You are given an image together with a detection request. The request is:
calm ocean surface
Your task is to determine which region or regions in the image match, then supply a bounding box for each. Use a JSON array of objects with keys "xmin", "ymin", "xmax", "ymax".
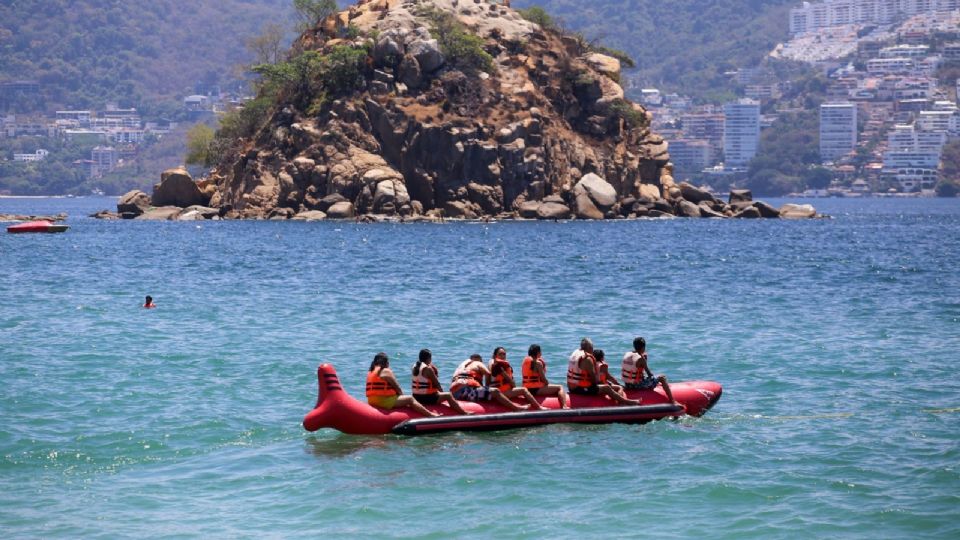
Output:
[{"xmin": 1, "ymin": 196, "xmax": 958, "ymax": 538}]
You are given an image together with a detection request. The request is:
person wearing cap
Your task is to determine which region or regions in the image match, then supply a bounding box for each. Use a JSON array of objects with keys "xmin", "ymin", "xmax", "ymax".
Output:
[
  {"xmin": 567, "ymin": 338, "xmax": 640, "ymax": 406},
  {"xmin": 621, "ymin": 337, "xmax": 679, "ymax": 405}
]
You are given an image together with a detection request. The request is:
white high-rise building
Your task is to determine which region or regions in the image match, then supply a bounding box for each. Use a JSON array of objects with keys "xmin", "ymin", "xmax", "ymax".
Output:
[
  {"xmin": 723, "ymin": 99, "xmax": 761, "ymax": 167},
  {"xmin": 820, "ymin": 102, "xmax": 858, "ymax": 162},
  {"xmin": 789, "ymin": 0, "xmax": 960, "ymax": 36},
  {"xmin": 883, "ymin": 124, "xmax": 946, "ymax": 192}
]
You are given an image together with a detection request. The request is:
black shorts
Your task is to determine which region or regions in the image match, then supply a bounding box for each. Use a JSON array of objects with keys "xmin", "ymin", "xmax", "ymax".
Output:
[
  {"xmin": 570, "ymin": 385, "xmax": 599, "ymax": 395},
  {"xmin": 413, "ymin": 394, "xmax": 439, "ymax": 405},
  {"xmin": 527, "ymin": 386, "xmax": 543, "ymax": 395}
]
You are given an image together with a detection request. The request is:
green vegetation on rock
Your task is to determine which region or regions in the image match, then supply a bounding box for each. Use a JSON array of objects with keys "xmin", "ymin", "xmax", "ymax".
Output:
[
  {"xmin": 517, "ymin": 6, "xmax": 556, "ymax": 30},
  {"xmin": 418, "ymin": 6, "xmax": 496, "ymax": 75}
]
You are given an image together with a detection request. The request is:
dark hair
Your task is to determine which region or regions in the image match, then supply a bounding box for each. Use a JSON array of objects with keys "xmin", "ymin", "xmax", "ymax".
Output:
[
  {"xmin": 369, "ymin": 352, "xmax": 389, "ymax": 372},
  {"xmin": 633, "ymin": 337, "xmax": 646, "ymax": 352},
  {"xmin": 595, "ymin": 349, "xmax": 605, "ymax": 361},
  {"xmin": 528, "ymin": 344, "xmax": 541, "ymax": 357},
  {"xmin": 413, "ymin": 348, "xmax": 432, "ymax": 375},
  {"xmin": 470, "ymin": 353, "xmax": 482, "ymax": 361},
  {"xmin": 145, "ymin": 295, "xmax": 152, "ymax": 302},
  {"xmin": 492, "ymin": 347, "xmax": 506, "ymax": 359}
]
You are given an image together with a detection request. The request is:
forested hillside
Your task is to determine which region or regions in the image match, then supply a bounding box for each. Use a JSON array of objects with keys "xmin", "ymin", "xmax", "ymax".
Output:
[
  {"xmin": 513, "ymin": 0, "xmax": 796, "ymax": 101},
  {"xmin": 0, "ymin": 0, "xmax": 293, "ymax": 110}
]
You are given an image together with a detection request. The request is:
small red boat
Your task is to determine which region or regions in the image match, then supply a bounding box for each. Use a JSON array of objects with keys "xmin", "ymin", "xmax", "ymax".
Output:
[
  {"xmin": 6, "ymin": 220, "xmax": 69, "ymax": 233},
  {"xmin": 303, "ymin": 364, "xmax": 722, "ymax": 436}
]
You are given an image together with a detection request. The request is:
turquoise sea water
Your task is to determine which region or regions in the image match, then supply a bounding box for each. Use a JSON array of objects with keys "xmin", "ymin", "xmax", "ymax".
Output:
[{"xmin": 1, "ymin": 197, "xmax": 958, "ymax": 538}]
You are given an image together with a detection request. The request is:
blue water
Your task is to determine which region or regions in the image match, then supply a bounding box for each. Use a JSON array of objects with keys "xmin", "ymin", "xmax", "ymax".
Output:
[{"xmin": 1, "ymin": 196, "xmax": 958, "ymax": 538}]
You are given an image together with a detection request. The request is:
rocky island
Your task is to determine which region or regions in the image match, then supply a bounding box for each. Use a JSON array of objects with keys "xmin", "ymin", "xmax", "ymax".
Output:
[{"xmin": 97, "ymin": 0, "xmax": 817, "ymax": 221}]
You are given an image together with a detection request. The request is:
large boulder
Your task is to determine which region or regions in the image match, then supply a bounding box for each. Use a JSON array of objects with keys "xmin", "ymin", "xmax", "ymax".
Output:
[
  {"xmin": 678, "ymin": 182, "xmax": 715, "ymax": 205},
  {"xmin": 181, "ymin": 205, "xmax": 220, "ymax": 219},
  {"xmin": 753, "ymin": 200, "xmax": 781, "ymax": 218},
  {"xmin": 326, "ymin": 201, "xmax": 355, "ymax": 219},
  {"xmin": 317, "ymin": 193, "xmax": 348, "ymax": 212},
  {"xmin": 780, "ymin": 203, "xmax": 817, "ymax": 219},
  {"xmin": 443, "ymin": 200, "xmax": 478, "ymax": 219},
  {"xmin": 137, "ymin": 206, "xmax": 183, "ymax": 221},
  {"xmin": 729, "ymin": 189, "xmax": 753, "ymax": 204},
  {"xmin": 676, "ymin": 199, "xmax": 702, "ymax": 218},
  {"xmin": 698, "ymin": 202, "xmax": 726, "ymax": 218},
  {"xmin": 398, "ymin": 54, "xmax": 423, "ymax": 89},
  {"xmin": 638, "ymin": 183, "xmax": 661, "ymax": 201},
  {"xmin": 734, "ymin": 206, "xmax": 762, "ymax": 219},
  {"xmin": 117, "ymin": 190, "xmax": 151, "ymax": 216},
  {"xmin": 518, "ymin": 201, "xmax": 540, "ymax": 219},
  {"xmin": 407, "ymin": 39, "xmax": 444, "ymax": 73},
  {"xmin": 652, "ymin": 198, "xmax": 675, "ymax": 214},
  {"xmin": 373, "ymin": 36, "xmax": 403, "ymax": 68},
  {"xmin": 152, "ymin": 168, "xmax": 205, "ymax": 208},
  {"xmin": 574, "ymin": 173, "xmax": 618, "ymax": 210},
  {"xmin": 293, "ymin": 210, "xmax": 327, "ymax": 221},
  {"xmin": 585, "ymin": 53, "xmax": 621, "ymax": 79},
  {"xmin": 537, "ymin": 202, "xmax": 572, "ymax": 220},
  {"xmin": 574, "ymin": 192, "xmax": 604, "ymax": 220}
]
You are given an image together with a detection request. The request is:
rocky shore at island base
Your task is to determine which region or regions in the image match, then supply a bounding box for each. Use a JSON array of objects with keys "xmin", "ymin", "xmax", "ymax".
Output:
[{"xmin": 94, "ymin": 166, "xmax": 819, "ymax": 222}]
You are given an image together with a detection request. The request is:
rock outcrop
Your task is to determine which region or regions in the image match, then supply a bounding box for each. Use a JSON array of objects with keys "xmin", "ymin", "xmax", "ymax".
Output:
[
  {"xmin": 197, "ymin": 0, "xmax": 682, "ymax": 220},
  {"xmin": 96, "ymin": 0, "xmax": 816, "ymax": 222},
  {"xmin": 152, "ymin": 167, "xmax": 208, "ymax": 208}
]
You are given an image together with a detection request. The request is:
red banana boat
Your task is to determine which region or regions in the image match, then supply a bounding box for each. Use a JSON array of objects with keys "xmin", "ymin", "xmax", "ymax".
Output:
[
  {"xmin": 303, "ymin": 364, "xmax": 722, "ymax": 436},
  {"xmin": 6, "ymin": 220, "xmax": 69, "ymax": 233}
]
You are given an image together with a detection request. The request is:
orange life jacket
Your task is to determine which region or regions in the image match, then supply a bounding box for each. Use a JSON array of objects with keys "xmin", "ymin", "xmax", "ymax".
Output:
[
  {"xmin": 366, "ymin": 368, "xmax": 397, "ymax": 398},
  {"xmin": 489, "ymin": 358, "xmax": 514, "ymax": 392},
  {"xmin": 412, "ymin": 362, "xmax": 440, "ymax": 395},
  {"xmin": 521, "ymin": 356, "xmax": 547, "ymax": 389},
  {"xmin": 621, "ymin": 352, "xmax": 644, "ymax": 384},
  {"xmin": 450, "ymin": 359, "xmax": 484, "ymax": 391},
  {"xmin": 567, "ymin": 350, "xmax": 595, "ymax": 389}
]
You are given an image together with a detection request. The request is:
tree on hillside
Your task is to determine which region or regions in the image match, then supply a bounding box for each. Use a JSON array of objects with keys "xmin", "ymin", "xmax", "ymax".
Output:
[
  {"xmin": 938, "ymin": 140, "xmax": 960, "ymax": 197},
  {"xmin": 185, "ymin": 124, "xmax": 215, "ymax": 167},
  {"xmin": 247, "ymin": 23, "xmax": 287, "ymax": 66},
  {"xmin": 803, "ymin": 166, "xmax": 833, "ymax": 190},
  {"xmin": 745, "ymin": 108, "xmax": 820, "ymax": 195},
  {"xmin": 293, "ymin": 0, "xmax": 338, "ymax": 31}
]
